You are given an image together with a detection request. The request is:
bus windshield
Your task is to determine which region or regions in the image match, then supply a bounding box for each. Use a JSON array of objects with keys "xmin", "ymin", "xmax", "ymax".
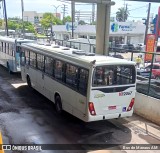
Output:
[{"xmin": 93, "ymin": 65, "xmax": 136, "ymax": 87}]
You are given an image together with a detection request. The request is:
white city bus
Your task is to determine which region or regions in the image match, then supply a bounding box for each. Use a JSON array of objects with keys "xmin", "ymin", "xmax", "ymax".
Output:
[
  {"xmin": 0, "ymin": 36, "xmax": 33, "ymax": 73},
  {"xmin": 20, "ymin": 43, "xmax": 136, "ymax": 122}
]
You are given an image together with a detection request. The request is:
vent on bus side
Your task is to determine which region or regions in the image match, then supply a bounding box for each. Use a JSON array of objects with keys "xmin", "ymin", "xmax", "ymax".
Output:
[{"xmin": 72, "ymin": 50, "xmax": 86, "ymax": 55}]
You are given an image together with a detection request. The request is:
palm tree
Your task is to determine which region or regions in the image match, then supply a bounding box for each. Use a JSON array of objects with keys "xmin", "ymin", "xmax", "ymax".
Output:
[{"xmin": 116, "ymin": 7, "xmax": 130, "ymax": 22}]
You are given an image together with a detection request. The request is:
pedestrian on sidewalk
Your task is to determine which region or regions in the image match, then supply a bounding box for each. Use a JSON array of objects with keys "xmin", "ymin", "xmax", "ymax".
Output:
[{"xmin": 136, "ymin": 56, "xmax": 142, "ymax": 68}]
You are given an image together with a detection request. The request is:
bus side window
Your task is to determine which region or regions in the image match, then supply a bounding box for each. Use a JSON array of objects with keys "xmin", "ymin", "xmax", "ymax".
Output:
[
  {"xmin": 78, "ymin": 69, "xmax": 88, "ymax": 95},
  {"xmin": 55, "ymin": 60, "xmax": 64, "ymax": 81},
  {"xmin": 4, "ymin": 43, "xmax": 6, "ymax": 53},
  {"xmin": 1, "ymin": 42, "xmax": 3, "ymax": 52},
  {"xmin": 8, "ymin": 43, "xmax": 11, "ymax": 56},
  {"xmin": 45, "ymin": 57, "xmax": 54, "ymax": 76},
  {"xmin": 5, "ymin": 43, "xmax": 8, "ymax": 54},
  {"xmin": 25, "ymin": 50, "xmax": 30, "ymax": 65},
  {"xmin": 66, "ymin": 64, "xmax": 78, "ymax": 87},
  {"xmin": 37, "ymin": 54, "xmax": 44, "ymax": 71},
  {"xmin": 30, "ymin": 51, "xmax": 36, "ymax": 68}
]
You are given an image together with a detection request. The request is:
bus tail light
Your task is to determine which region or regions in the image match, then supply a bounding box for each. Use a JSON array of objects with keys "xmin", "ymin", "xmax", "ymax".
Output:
[
  {"xmin": 127, "ymin": 98, "xmax": 135, "ymax": 111},
  {"xmin": 89, "ymin": 102, "xmax": 96, "ymax": 116}
]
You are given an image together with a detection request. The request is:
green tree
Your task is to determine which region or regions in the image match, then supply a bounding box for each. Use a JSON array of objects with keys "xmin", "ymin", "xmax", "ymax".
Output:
[
  {"xmin": 78, "ymin": 20, "xmax": 86, "ymax": 25},
  {"xmin": 116, "ymin": 7, "xmax": 130, "ymax": 22},
  {"xmin": 8, "ymin": 20, "xmax": 18, "ymax": 30},
  {"xmin": 40, "ymin": 13, "xmax": 56, "ymax": 30},
  {"xmin": 55, "ymin": 17, "xmax": 63, "ymax": 25},
  {"xmin": 8, "ymin": 19, "xmax": 35, "ymax": 33},
  {"xmin": 0, "ymin": 19, "xmax": 3, "ymax": 27},
  {"xmin": 62, "ymin": 16, "xmax": 72, "ymax": 24},
  {"xmin": 24, "ymin": 21, "xmax": 35, "ymax": 33},
  {"xmin": 8, "ymin": 17, "xmax": 21, "ymax": 22}
]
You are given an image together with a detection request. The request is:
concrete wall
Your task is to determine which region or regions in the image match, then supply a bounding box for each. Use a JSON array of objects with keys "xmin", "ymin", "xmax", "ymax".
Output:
[{"xmin": 134, "ymin": 92, "xmax": 160, "ymax": 126}]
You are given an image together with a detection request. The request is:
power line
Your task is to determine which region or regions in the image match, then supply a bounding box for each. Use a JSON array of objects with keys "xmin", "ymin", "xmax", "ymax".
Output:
[
  {"xmin": 111, "ymin": 5, "xmax": 147, "ymax": 15},
  {"xmin": 128, "ymin": 16, "xmax": 146, "ymax": 18},
  {"xmin": 128, "ymin": 5, "xmax": 148, "ymax": 11}
]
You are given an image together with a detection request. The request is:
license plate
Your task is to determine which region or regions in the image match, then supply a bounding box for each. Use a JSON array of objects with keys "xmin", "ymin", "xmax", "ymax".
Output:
[{"xmin": 108, "ymin": 106, "xmax": 116, "ymax": 110}]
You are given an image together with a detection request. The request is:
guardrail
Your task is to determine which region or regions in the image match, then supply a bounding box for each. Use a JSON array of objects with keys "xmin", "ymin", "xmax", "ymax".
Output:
[
  {"xmin": 54, "ymin": 39, "xmax": 96, "ymax": 53},
  {"xmin": 24, "ymin": 36, "xmax": 160, "ymax": 99},
  {"xmin": 110, "ymin": 49, "xmax": 160, "ymax": 99},
  {"xmin": 53, "ymin": 39, "xmax": 160, "ymax": 99}
]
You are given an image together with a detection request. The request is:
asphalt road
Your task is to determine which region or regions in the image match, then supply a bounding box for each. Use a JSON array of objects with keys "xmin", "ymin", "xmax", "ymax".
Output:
[{"xmin": 0, "ymin": 65, "xmax": 160, "ymax": 153}]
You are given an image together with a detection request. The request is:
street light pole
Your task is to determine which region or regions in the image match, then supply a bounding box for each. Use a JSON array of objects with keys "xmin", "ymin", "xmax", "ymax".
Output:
[
  {"xmin": 71, "ymin": 1, "xmax": 75, "ymax": 38},
  {"xmin": 21, "ymin": 0, "xmax": 25, "ymax": 38},
  {"xmin": 52, "ymin": 5, "xmax": 61, "ymax": 17},
  {"xmin": 144, "ymin": 3, "xmax": 151, "ymax": 45},
  {"xmin": 2, "ymin": 0, "xmax": 9, "ymax": 36}
]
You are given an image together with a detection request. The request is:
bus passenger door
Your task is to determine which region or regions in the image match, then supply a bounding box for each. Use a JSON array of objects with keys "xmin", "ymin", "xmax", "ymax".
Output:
[{"xmin": 74, "ymin": 68, "xmax": 89, "ymax": 119}]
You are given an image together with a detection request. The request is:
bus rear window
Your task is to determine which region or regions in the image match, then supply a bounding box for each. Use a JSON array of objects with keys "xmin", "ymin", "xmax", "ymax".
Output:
[{"xmin": 93, "ymin": 65, "xmax": 136, "ymax": 87}]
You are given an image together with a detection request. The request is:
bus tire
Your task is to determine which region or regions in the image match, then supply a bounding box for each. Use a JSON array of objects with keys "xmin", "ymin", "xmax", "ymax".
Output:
[
  {"xmin": 7, "ymin": 62, "xmax": 12, "ymax": 74},
  {"xmin": 27, "ymin": 75, "xmax": 32, "ymax": 88},
  {"xmin": 55, "ymin": 95, "xmax": 62, "ymax": 114}
]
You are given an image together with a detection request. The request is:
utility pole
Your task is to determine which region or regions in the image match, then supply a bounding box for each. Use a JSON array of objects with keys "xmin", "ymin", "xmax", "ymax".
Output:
[
  {"xmin": 144, "ymin": 3, "xmax": 151, "ymax": 45},
  {"xmin": 61, "ymin": 4, "xmax": 68, "ymax": 24},
  {"xmin": 3, "ymin": 0, "xmax": 8, "ymax": 36},
  {"xmin": 52, "ymin": 5, "xmax": 61, "ymax": 18},
  {"xmin": 123, "ymin": 0, "xmax": 125, "ymax": 22},
  {"xmin": 21, "ymin": 0, "xmax": 25, "ymax": 38},
  {"xmin": 71, "ymin": 1, "xmax": 75, "ymax": 38},
  {"xmin": 92, "ymin": 3, "xmax": 95, "ymax": 25}
]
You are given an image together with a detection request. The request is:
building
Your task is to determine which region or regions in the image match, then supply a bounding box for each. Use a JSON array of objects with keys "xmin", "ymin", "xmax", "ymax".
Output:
[
  {"xmin": 23, "ymin": 11, "xmax": 61, "ymax": 24},
  {"xmin": 52, "ymin": 22, "xmax": 146, "ymax": 45}
]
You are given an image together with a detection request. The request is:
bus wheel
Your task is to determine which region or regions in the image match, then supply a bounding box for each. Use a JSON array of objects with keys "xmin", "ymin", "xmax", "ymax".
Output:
[
  {"xmin": 55, "ymin": 95, "xmax": 62, "ymax": 114},
  {"xmin": 7, "ymin": 62, "xmax": 12, "ymax": 74},
  {"xmin": 27, "ymin": 75, "xmax": 32, "ymax": 88}
]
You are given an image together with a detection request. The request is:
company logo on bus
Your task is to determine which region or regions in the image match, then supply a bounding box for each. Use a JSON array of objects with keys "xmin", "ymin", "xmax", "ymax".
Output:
[{"xmin": 119, "ymin": 91, "xmax": 132, "ymax": 96}]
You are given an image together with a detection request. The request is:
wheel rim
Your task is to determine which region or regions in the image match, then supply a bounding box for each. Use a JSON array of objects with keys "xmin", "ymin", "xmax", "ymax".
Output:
[
  {"xmin": 56, "ymin": 97, "xmax": 62, "ymax": 113},
  {"xmin": 56, "ymin": 102, "xmax": 61, "ymax": 112}
]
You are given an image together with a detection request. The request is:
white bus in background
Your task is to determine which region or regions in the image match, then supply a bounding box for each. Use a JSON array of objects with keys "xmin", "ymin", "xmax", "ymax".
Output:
[
  {"xmin": 0, "ymin": 36, "xmax": 33, "ymax": 73},
  {"xmin": 20, "ymin": 43, "xmax": 136, "ymax": 122},
  {"xmin": 65, "ymin": 38, "xmax": 96, "ymax": 53}
]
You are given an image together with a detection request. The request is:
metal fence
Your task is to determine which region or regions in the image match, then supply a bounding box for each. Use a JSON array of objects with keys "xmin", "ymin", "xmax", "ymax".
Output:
[
  {"xmin": 110, "ymin": 49, "xmax": 160, "ymax": 99},
  {"xmin": 24, "ymin": 36, "xmax": 160, "ymax": 99},
  {"xmin": 54, "ymin": 39, "xmax": 96, "ymax": 53},
  {"xmin": 53, "ymin": 39, "xmax": 160, "ymax": 99}
]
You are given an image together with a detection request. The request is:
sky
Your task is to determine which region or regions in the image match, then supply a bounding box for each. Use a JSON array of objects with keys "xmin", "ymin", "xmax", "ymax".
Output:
[{"xmin": 0, "ymin": 0, "xmax": 159, "ymax": 21}]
